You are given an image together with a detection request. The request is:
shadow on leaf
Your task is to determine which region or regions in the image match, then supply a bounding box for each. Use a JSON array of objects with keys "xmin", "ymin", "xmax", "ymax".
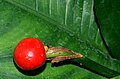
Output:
[
  {"xmin": 13, "ymin": 59, "xmax": 46, "ymax": 76},
  {"xmin": 50, "ymin": 59, "xmax": 111, "ymax": 78}
]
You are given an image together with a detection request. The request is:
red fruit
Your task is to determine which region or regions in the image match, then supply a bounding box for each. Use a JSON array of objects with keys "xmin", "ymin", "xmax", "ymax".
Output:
[{"xmin": 14, "ymin": 38, "xmax": 46, "ymax": 70}]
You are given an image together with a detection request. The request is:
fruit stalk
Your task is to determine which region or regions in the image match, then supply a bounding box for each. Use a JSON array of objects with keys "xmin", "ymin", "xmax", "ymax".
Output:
[{"xmin": 44, "ymin": 45, "xmax": 83, "ymax": 63}]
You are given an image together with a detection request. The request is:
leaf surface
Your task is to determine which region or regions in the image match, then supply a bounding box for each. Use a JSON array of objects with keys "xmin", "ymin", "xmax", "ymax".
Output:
[{"xmin": 95, "ymin": 0, "xmax": 120, "ymax": 60}]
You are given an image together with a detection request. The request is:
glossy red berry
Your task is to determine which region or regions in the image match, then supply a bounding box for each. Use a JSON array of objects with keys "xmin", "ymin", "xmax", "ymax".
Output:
[{"xmin": 14, "ymin": 38, "xmax": 46, "ymax": 70}]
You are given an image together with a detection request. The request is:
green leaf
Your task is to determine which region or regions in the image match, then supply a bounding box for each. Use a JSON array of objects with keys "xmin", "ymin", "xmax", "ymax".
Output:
[
  {"xmin": 95, "ymin": 0, "xmax": 120, "ymax": 60},
  {"xmin": 0, "ymin": 0, "xmax": 120, "ymax": 79},
  {"xmin": 112, "ymin": 76, "xmax": 120, "ymax": 79}
]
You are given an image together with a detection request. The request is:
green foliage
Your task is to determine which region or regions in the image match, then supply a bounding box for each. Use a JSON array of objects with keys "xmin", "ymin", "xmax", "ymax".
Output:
[
  {"xmin": 0, "ymin": 0, "xmax": 120, "ymax": 79},
  {"xmin": 95, "ymin": 0, "xmax": 120, "ymax": 60}
]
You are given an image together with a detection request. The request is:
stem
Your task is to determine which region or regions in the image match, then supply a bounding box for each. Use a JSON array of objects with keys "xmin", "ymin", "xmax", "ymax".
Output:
[{"xmin": 44, "ymin": 45, "xmax": 83, "ymax": 63}]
